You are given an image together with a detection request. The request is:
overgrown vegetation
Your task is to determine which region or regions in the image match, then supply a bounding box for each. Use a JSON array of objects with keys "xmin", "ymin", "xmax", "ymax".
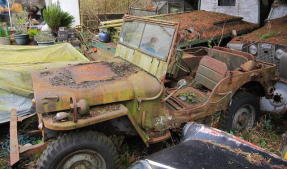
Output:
[
  {"xmin": 228, "ymin": 114, "xmax": 286, "ymax": 154},
  {"xmin": 260, "ymin": 31, "xmax": 277, "ymax": 40},
  {"xmin": 0, "ymin": 24, "xmax": 8, "ymax": 37},
  {"xmin": 34, "ymin": 32, "xmax": 56, "ymax": 42},
  {"xmin": 43, "ymin": 3, "xmax": 74, "ymax": 32},
  {"xmin": 11, "ymin": 11, "xmax": 29, "ymax": 34},
  {"xmin": 27, "ymin": 29, "xmax": 39, "ymax": 37},
  {"xmin": 80, "ymin": 0, "xmax": 134, "ymax": 27}
]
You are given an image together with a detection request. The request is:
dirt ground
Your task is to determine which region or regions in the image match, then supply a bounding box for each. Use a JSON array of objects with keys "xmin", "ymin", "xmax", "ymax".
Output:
[{"xmin": 0, "ymin": 112, "xmax": 286, "ymax": 169}]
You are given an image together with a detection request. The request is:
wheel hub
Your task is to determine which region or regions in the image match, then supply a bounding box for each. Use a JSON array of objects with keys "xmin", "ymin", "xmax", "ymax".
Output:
[
  {"xmin": 58, "ymin": 150, "xmax": 107, "ymax": 169},
  {"xmin": 232, "ymin": 105, "xmax": 255, "ymax": 130}
]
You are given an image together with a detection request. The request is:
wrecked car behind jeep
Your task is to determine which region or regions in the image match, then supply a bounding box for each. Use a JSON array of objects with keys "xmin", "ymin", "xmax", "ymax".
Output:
[{"xmin": 228, "ymin": 14, "xmax": 287, "ymax": 115}]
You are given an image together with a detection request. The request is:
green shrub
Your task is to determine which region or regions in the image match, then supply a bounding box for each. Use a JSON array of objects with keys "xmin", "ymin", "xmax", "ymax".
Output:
[
  {"xmin": 11, "ymin": 11, "xmax": 29, "ymax": 34},
  {"xmin": 0, "ymin": 24, "xmax": 9, "ymax": 37},
  {"xmin": 27, "ymin": 29, "xmax": 39, "ymax": 37},
  {"xmin": 43, "ymin": 4, "xmax": 74, "ymax": 32},
  {"xmin": 34, "ymin": 32, "xmax": 56, "ymax": 42}
]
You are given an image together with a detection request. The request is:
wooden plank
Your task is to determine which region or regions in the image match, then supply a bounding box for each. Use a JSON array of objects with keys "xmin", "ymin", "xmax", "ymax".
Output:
[{"xmin": 10, "ymin": 109, "xmax": 19, "ymax": 166}]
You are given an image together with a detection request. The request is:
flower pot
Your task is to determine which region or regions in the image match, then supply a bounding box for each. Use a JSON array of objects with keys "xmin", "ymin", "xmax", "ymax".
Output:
[
  {"xmin": 0, "ymin": 37, "xmax": 10, "ymax": 45},
  {"xmin": 14, "ymin": 34, "xmax": 30, "ymax": 45},
  {"xmin": 37, "ymin": 41, "xmax": 55, "ymax": 46},
  {"xmin": 99, "ymin": 32, "xmax": 110, "ymax": 43}
]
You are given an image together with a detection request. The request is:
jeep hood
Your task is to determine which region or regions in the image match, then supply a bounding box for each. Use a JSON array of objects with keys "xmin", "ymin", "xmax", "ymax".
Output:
[{"xmin": 32, "ymin": 61, "xmax": 161, "ymax": 113}]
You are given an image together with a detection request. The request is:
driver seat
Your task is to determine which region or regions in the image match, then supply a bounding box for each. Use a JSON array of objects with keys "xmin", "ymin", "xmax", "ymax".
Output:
[{"xmin": 193, "ymin": 56, "xmax": 228, "ymax": 90}]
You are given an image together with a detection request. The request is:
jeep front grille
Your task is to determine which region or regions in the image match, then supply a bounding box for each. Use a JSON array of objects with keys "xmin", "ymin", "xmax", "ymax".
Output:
[{"xmin": 257, "ymin": 43, "xmax": 280, "ymax": 71}]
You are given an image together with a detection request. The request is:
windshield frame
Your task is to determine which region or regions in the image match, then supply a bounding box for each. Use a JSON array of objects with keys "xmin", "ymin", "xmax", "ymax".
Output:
[{"xmin": 119, "ymin": 15, "xmax": 179, "ymax": 62}]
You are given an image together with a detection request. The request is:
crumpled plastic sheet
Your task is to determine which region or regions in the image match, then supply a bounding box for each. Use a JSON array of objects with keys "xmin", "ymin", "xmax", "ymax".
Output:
[{"xmin": 0, "ymin": 43, "xmax": 89, "ymax": 124}]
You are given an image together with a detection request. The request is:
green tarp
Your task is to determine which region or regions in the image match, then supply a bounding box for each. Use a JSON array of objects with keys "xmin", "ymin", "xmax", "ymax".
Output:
[{"xmin": 0, "ymin": 43, "xmax": 89, "ymax": 123}]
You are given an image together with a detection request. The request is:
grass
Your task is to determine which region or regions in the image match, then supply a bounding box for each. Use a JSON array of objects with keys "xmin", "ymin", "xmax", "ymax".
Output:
[
  {"xmin": 79, "ymin": 0, "xmax": 134, "ymax": 27},
  {"xmin": 260, "ymin": 31, "xmax": 277, "ymax": 40},
  {"xmin": 80, "ymin": 0, "xmax": 133, "ymax": 16},
  {"xmin": 231, "ymin": 114, "xmax": 286, "ymax": 154}
]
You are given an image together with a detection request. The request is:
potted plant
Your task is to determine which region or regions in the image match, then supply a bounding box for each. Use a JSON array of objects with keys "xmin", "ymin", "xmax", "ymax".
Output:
[
  {"xmin": 43, "ymin": 3, "xmax": 74, "ymax": 34},
  {"xmin": 34, "ymin": 32, "xmax": 56, "ymax": 46},
  {"xmin": 12, "ymin": 11, "xmax": 30, "ymax": 45},
  {"xmin": 0, "ymin": 23, "xmax": 10, "ymax": 45}
]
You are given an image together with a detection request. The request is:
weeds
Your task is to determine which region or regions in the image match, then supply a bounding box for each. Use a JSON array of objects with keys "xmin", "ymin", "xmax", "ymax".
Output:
[
  {"xmin": 234, "ymin": 115, "xmax": 283, "ymax": 154},
  {"xmin": 260, "ymin": 31, "xmax": 277, "ymax": 40}
]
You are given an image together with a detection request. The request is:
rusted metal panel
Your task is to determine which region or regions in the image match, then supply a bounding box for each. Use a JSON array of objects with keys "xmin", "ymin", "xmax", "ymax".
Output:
[
  {"xmin": 43, "ymin": 104, "xmax": 128, "ymax": 130},
  {"xmin": 116, "ymin": 44, "xmax": 169, "ymax": 79},
  {"xmin": 231, "ymin": 16, "xmax": 287, "ymax": 46},
  {"xmin": 32, "ymin": 61, "xmax": 161, "ymax": 114},
  {"xmin": 70, "ymin": 63, "xmax": 117, "ymax": 83},
  {"xmin": 155, "ymin": 11, "xmax": 258, "ymax": 44},
  {"xmin": 136, "ymin": 51, "xmax": 153, "ymax": 72},
  {"xmin": 156, "ymin": 61, "xmax": 168, "ymax": 79},
  {"xmin": 149, "ymin": 58, "xmax": 160, "ymax": 75},
  {"xmin": 19, "ymin": 143, "xmax": 47, "ymax": 158},
  {"xmin": 10, "ymin": 109, "xmax": 19, "ymax": 166}
]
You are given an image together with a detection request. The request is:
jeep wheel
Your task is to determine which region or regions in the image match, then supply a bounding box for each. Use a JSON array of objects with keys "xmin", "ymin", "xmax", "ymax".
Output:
[
  {"xmin": 221, "ymin": 92, "xmax": 259, "ymax": 131},
  {"xmin": 37, "ymin": 131, "xmax": 119, "ymax": 169}
]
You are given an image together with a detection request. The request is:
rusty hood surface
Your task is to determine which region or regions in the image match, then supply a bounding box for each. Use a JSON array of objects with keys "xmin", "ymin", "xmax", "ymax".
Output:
[
  {"xmin": 155, "ymin": 11, "xmax": 258, "ymax": 43},
  {"xmin": 230, "ymin": 16, "xmax": 287, "ymax": 46},
  {"xmin": 32, "ymin": 61, "xmax": 161, "ymax": 113}
]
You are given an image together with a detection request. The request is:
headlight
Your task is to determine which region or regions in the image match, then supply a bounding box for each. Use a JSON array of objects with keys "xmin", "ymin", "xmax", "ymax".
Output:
[
  {"xmin": 249, "ymin": 45, "xmax": 257, "ymax": 55},
  {"xmin": 227, "ymin": 43, "xmax": 244, "ymax": 51},
  {"xmin": 275, "ymin": 49, "xmax": 286, "ymax": 60}
]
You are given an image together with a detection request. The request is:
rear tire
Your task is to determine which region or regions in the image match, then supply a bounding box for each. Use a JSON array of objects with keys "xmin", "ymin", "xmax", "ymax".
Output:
[
  {"xmin": 37, "ymin": 131, "xmax": 119, "ymax": 169},
  {"xmin": 221, "ymin": 92, "xmax": 259, "ymax": 131}
]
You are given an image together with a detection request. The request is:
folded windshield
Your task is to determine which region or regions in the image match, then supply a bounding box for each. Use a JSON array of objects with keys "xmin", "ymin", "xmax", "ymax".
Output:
[{"xmin": 120, "ymin": 20, "xmax": 175, "ymax": 60}]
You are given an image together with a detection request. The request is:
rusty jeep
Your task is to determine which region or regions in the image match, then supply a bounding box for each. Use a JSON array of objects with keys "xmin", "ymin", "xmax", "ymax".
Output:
[{"xmin": 10, "ymin": 15, "xmax": 277, "ymax": 169}]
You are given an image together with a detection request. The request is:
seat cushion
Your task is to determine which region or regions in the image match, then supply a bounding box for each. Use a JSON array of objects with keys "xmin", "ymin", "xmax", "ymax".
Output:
[{"xmin": 194, "ymin": 56, "xmax": 228, "ymax": 90}]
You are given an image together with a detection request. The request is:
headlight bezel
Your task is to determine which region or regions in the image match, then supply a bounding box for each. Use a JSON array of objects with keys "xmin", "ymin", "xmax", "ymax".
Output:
[
  {"xmin": 275, "ymin": 48, "xmax": 287, "ymax": 60},
  {"xmin": 249, "ymin": 44, "xmax": 258, "ymax": 55}
]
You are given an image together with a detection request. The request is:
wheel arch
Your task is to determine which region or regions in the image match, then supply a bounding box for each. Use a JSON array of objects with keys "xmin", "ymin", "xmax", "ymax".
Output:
[{"xmin": 234, "ymin": 81, "xmax": 266, "ymax": 97}]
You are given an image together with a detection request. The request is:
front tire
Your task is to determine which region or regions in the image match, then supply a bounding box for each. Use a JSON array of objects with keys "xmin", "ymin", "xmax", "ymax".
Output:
[
  {"xmin": 37, "ymin": 131, "xmax": 119, "ymax": 169},
  {"xmin": 221, "ymin": 92, "xmax": 259, "ymax": 131}
]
